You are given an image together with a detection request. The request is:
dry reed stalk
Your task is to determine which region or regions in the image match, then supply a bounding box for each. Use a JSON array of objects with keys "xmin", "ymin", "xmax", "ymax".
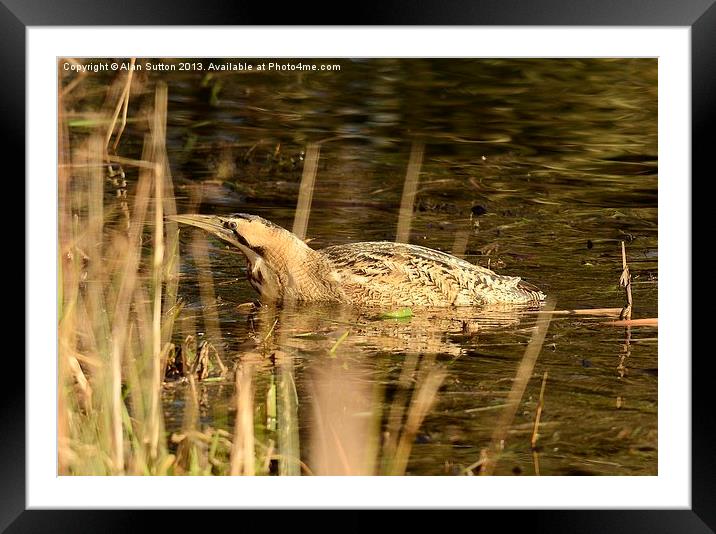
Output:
[
  {"xmin": 153, "ymin": 91, "xmax": 181, "ymax": 349},
  {"xmin": 258, "ymin": 307, "xmax": 302, "ymax": 476},
  {"xmin": 308, "ymin": 360, "xmax": 376, "ymax": 475},
  {"xmin": 464, "ymin": 404, "xmax": 511, "ymax": 414},
  {"xmin": 530, "ymin": 371, "xmax": 549, "ymax": 476},
  {"xmin": 148, "ymin": 190, "xmax": 164, "ymax": 460},
  {"xmin": 480, "ymin": 298, "xmax": 556, "ymax": 476},
  {"xmin": 88, "ymin": 138, "xmax": 104, "ymax": 256},
  {"xmin": 463, "ymin": 449, "xmax": 489, "ymax": 475},
  {"xmin": 58, "ymin": 89, "xmax": 76, "ymax": 473},
  {"xmin": 176, "ymin": 189, "xmax": 202, "ymax": 357},
  {"xmin": 619, "ymin": 241, "xmax": 633, "ymax": 320},
  {"xmin": 132, "ymin": 285, "xmax": 153, "ymax": 358},
  {"xmin": 105, "ymin": 58, "xmax": 136, "ymax": 152},
  {"xmin": 106, "ymin": 154, "xmax": 158, "ymax": 170},
  {"xmin": 111, "ymin": 58, "xmax": 136, "ymax": 151},
  {"xmin": 57, "ymin": 220, "xmax": 88, "ymax": 471},
  {"xmin": 526, "ymin": 307, "xmax": 622, "ymax": 317},
  {"xmin": 123, "ymin": 321, "xmax": 147, "ymax": 456},
  {"xmin": 148, "ymin": 84, "xmax": 168, "ymax": 461},
  {"xmin": 105, "ymin": 140, "xmax": 154, "ymax": 474},
  {"xmin": 59, "ymin": 71, "xmax": 182, "ymax": 475},
  {"xmin": 328, "ymin": 330, "xmax": 350, "ymax": 355},
  {"xmin": 450, "ymin": 228, "xmax": 470, "ymax": 259},
  {"xmin": 395, "ymin": 142, "xmax": 424, "ymax": 243},
  {"xmin": 79, "ymin": 133, "xmax": 120, "ymax": 472},
  {"xmin": 67, "ymin": 356, "xmax": 93, "ymax": 411},
  {"xmin": 123, "ymin": 323, "xmax": 150, "ymax": 474},
  {"xmin": 532, "ymin": 450, "xmax": 541, "ymax": 476},
  {"xmin": 292, "ymin": 143, "xmax": 320, "ymax": 240},
  {"xmin": 381, "ymin": 352, "xmax": 419, "ymax": 469},
  {"xmin": 230, "ymin": 363, "xmax": 256, "ymax": 475},
  {"xmin": 83, "ymin": 134, "xmax": 111, "ymax": 358},
  {"xmin": 174, "ymin": 375, "xmax": 201, "ymax": 473},
  {"xmin": 276, "ymin": 346, "xmax": 301, "ymax": 476},
  {"xmin": 530, "ymin": 371, "xmax": 548, "ymax": 450},
  {"xmin": 59, "ymin": 58, "xmax": 89, "ymax": 98},
  {"xmin": 390, "ymin": 357, "xmax": 447, "ymax": 476},
  {"xmin": 57, "ymin": 78, "xmax": 73, "ymax": 259},
  {"xmin": 189, "ymin": 236, "xmax": 225, "ymax": 364},
  {"xmin": 606, "ymin": 318, "xmax": 658, "ymax": 327}
]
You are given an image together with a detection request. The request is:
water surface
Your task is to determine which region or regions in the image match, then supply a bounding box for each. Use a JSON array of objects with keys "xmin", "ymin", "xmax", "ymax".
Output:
[{"xmin": 96, "ymin": 58, "xmax": 659, "ymax": 475}]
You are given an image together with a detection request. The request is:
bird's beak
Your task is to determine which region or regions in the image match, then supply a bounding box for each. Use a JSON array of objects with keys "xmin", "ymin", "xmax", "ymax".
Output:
[{"xmin": 168, "ymin": 214, "xmax": 243, "ymax": 249}]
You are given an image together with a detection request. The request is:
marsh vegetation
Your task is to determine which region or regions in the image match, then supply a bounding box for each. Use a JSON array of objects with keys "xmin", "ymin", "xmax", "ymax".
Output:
[{"xmin": 58, "ymin": 58, "xmax": 657, "ymax": 476}]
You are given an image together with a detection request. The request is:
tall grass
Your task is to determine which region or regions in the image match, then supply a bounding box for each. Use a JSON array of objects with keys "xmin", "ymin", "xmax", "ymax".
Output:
[
  {"xmin": 58, "ymin": 63, "xmax": 447, "ymax": 477},
  {"xmin": 59, "ymin": 70, "xmax": 177, "ymax": 474}
]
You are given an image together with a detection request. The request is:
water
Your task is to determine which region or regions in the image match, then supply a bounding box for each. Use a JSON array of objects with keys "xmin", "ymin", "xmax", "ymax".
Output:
[{"xmin": 114, "ymin": 58, "xmax": 658, "ymax": 475}]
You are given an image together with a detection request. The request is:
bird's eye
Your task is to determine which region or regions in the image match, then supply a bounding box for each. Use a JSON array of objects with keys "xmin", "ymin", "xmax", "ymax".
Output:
[{"xmin": 227, "ymin": 221, "xmax": 238, "ymax": 230}]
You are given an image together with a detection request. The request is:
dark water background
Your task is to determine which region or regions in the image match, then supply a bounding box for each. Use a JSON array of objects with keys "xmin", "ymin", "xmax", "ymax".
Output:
[{"xmin": 78, "ymin": 58, "xmax": 658, "ymax": 475}]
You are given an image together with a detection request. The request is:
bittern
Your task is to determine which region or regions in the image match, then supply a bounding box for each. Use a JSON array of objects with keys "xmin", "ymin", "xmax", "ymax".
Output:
[{"xmin": 170, "ymin": 213, "xmax": 545, "ymax": 307}]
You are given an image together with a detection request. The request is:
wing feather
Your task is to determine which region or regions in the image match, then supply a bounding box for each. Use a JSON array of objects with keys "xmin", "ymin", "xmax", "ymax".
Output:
[{"xmin": 320, "ymin": 241, "xmax": 543, "ymax": 306}]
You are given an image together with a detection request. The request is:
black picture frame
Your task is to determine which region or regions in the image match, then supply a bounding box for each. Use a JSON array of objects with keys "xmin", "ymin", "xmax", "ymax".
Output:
[{"xmin": 7, "ymin": 0, "xmax": 708, "ymax": 531}]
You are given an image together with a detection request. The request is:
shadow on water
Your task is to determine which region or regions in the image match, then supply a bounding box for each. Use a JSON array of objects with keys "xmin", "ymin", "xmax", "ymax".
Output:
[{"xmin": 59, "ymin": 58, "xmax": 657, "ymax": 476}]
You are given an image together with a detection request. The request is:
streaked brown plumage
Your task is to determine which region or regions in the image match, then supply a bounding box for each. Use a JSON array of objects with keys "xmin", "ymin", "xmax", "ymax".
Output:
[{"xmin": 170, "ymin": 213, "xmax": 545, "ymax": 308}]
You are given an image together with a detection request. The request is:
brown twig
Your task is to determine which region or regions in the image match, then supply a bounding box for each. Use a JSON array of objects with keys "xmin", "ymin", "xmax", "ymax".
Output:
[
  {"xmin": 531, "ymin": 371, "xmax": 548, "ymax": 450},
  {"xmin": 619, "ymin": 241, "xmax": 633, "ymax": 320},
  {"xmin": 606, "ymin": 318, "xmax": 658, "ymax": 327},
  {"xmin": 526, "ymin": 307, "xmax": 622, "ymax": 317},
  {"xmin": 530, "ymin": 371, "xmax": 549, "ymax": 476}
]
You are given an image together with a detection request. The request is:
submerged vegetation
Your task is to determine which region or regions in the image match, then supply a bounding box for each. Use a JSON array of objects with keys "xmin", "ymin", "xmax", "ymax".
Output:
[{"xmin": 58, "ymin": 58, "xmax": 658, "ymax": 476}]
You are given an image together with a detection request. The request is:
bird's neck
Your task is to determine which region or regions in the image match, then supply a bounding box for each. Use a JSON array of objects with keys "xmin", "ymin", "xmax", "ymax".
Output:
[{"xmin": 252, "ymin": 239, "xmax": 343, "ymax": 303}]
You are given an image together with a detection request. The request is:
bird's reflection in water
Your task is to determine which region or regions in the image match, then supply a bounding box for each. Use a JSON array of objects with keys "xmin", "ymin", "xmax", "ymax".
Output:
[
  {"xmin": 226, "ymin": 301, "xmax": 539, "ymax": 475},
  {"xmin": 168, "ymin": 298, "xmax": 543, "ymax": 475},
  {"xmin": 243, "ymin": 301, "xmax": 540, "ymax": 358}
]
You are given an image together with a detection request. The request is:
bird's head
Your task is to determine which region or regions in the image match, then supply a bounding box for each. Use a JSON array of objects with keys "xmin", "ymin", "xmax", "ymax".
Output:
[{"xmin": 169, "ymin": 213, "xmax": 341, "ymax": 303}]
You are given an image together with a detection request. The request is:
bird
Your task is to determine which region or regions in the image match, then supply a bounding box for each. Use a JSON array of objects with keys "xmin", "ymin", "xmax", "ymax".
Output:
[{"xmin": 170, "ymin": 213, "xmax": 545, "ymax": 308}]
